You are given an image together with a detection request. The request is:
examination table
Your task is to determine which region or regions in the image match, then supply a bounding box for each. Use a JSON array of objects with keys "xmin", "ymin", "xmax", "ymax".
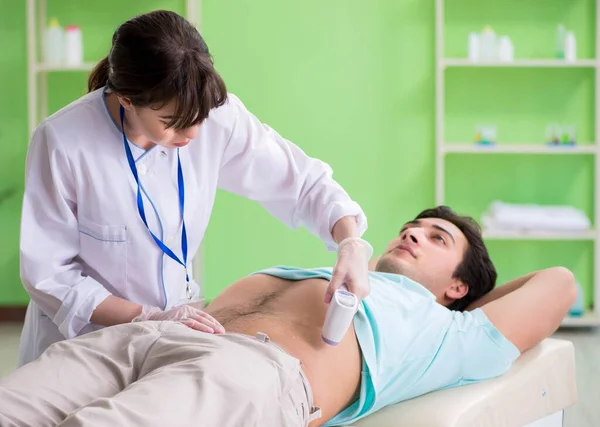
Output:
[{"xmin": 352, "ymin": 338, "xmax": 577, "ymax": 427}]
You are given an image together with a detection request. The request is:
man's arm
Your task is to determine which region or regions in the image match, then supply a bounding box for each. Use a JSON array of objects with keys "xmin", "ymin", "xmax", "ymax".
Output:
[
  {"xmin": 466, "ymin": 271, "xmax": 538, "ymax": 311},
  {"xmin": 469, "ymin": 267, "xmax": 577, "ymax": 354}
]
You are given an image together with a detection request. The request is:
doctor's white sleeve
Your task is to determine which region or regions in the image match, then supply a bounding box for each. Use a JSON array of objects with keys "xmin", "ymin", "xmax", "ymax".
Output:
[
  {"xmin": 19, "ymin": 122, "xmax": 111, "ymax": 339},
  {"xmin": 217, "ymin": 94, "xmax": 367, "ymax": 251}
]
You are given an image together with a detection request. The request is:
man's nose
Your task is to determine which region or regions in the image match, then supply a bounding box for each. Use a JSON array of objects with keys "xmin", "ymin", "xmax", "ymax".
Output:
[{"xmin": 403, "ymin": 230, "xmax": 419, "ymax": 244}]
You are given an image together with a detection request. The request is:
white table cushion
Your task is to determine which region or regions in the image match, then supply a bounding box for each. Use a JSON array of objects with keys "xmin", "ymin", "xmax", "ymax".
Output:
[{"xmin": 351, "ymin": 338, "xmax": 577, "ymax": 427}]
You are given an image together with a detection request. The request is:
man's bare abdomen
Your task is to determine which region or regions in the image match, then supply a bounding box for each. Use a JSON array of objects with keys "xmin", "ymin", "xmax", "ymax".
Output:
[{"xmin": 204, "ymin": 274, "xmax": 362, "ymax": 424}]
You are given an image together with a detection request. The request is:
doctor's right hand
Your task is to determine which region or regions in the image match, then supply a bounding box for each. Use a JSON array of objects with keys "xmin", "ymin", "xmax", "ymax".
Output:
[{"xmin": 132, "ymin": 305, "xmax": 226, "ymax": 334}]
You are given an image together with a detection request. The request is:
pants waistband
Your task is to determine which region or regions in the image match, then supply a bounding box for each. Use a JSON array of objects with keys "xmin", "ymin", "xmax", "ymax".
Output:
[{"xmin": 253, "ymin": 332, "xmax": 322, "ymax": 424}]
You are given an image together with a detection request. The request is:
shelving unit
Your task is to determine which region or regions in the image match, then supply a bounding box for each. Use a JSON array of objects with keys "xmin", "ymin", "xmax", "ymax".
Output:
[
  {"xmin": 34, "ymin": 62, "xmax": 96, "ymax": 73},
  {"xmin": 25, "ymin": 0, "xmax": 206, "ymax": 296},
  {"xmin": 483, "ymin": 229, "xmax": 597, "ymax": 241},
  {"xmin": 443, "ymin": 58, "xmax": 598, "ymax": 68},
  {"xmin": 435, "ymin": 0, "xmax": 600, "ymax": 328},
  {"xmin": 444, "ymin": 144, "xmax": 597, "ymax": 155}
]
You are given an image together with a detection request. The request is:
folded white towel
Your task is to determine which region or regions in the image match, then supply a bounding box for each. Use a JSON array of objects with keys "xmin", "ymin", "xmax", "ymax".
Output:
[
  {"xmin": 483, "ymin": 201, "xmax": 591, "ymax": 232},
  {"xmin": 489, "ymin": 201, "xmax": 588, "ymax": 219}
]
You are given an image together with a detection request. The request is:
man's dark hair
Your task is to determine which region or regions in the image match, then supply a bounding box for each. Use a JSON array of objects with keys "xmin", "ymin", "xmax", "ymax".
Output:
[{"xmin": 415, "ymin": 206, "xmax": 497, "ymax": 311}]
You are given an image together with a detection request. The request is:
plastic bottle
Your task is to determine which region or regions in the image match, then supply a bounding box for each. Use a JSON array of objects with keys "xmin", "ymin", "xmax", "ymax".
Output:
[
  {"xmin": 556, "ymin": 24, "xmax": 566, "ymax": 59},
  {"xmin": 497, "ymin": 36, "xmax": 514, "ymax": 62},
  {"xmin": 43, "ymin": 18, "xmax": 64, "ymax": 65},
  {"xmin": 468, "ymin": 32, "xmax": 480, "ymax": 62},
  {"xmin": 565, "ymin": 31, "xmax": 577, "ymax": 62},
  {"xmin": 64, "ymin": 25, "xmax": 83, "ymax": 66},
  {"xmin": 479, "ymin": 25, "xmax": 497, "ymax": 61}
]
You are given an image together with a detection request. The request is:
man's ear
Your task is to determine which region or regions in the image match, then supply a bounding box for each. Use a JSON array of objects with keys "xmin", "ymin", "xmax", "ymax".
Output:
[{"xmin": 446, "ymin": 281, "xmax": 468, "ymax": 300}]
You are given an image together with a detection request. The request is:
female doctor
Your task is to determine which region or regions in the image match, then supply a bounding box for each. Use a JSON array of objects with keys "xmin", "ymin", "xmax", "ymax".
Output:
[{"xmin": 17, "ymin": 10, "xmax": 372, "ymax": 366}]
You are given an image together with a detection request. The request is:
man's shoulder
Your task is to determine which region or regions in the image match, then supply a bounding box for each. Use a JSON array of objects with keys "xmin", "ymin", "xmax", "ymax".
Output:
[{"xmin": 250, "ymin": 266, "xmax": 428, "ymax": 287}]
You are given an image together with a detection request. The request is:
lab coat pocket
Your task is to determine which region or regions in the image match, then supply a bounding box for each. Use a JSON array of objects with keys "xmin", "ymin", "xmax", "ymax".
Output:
[
  {"xmin": 79, "ymin": 217, "xmax": 127, "ymax": 243},
  {"xmin": 78, "ymin": 216, "xmax": 127, "ymax": 290}
]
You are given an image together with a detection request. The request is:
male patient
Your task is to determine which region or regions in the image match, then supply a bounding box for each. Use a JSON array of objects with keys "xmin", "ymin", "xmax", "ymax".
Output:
[{"xmin": 0, "ymin": 206, "xmax": 576, "ymax": 427}]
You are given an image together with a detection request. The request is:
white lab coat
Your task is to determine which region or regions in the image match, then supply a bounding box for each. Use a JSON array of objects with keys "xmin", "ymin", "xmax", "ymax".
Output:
[{"xmin": 17, "ymin": 88, "xmax": 367, "ymax": 366}]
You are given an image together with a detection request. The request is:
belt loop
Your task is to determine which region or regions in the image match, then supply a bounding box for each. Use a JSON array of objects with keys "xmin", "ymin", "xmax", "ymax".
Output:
[
  {"xmin": 308, "ymin": 407, "xmax": 322, "ymax": 422},
  {"xmin": 255, "ymin": 332, "xmax": 270, "ymax": 343}
]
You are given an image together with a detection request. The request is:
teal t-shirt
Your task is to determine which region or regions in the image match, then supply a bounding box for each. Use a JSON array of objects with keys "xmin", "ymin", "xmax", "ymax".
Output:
[{"xmin": 254, "ymin": 266, "xmax": 521, "ymax": 426}]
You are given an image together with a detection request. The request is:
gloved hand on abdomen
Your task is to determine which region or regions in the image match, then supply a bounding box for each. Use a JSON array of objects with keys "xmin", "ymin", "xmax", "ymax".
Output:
[{"xmin": 132, "ymin": 304, "xmax": 226, "ymax": 334}]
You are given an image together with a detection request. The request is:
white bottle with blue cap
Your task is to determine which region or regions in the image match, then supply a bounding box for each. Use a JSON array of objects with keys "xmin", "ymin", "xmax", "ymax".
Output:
[{"xmin": 322, "ymin": 285, "xmax": 359, "ymax": 345}]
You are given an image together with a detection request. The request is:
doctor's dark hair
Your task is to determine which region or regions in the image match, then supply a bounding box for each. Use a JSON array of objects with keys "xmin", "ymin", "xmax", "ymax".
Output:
[
  {"xmin": 414, "ymin": 206, "xmax": 497, "ymax": 312},
  {"xmin": 88, "ymin": 9, "xmax": 227, "ymax": 129}
]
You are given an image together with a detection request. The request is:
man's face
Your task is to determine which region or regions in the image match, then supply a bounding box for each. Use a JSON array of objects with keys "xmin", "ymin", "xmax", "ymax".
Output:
[{"xmin": 374, "ymin": 217, "xmax": 469, "ymax": 305}]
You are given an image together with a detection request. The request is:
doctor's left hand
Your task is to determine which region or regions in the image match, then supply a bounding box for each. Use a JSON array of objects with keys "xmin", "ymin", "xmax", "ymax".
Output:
[
  {"xmin": 132, "ymin": 305, "xmax": 226, "ymax": 334},
  {"xmin": 325, "ymin": 237, "xmax": 374, "ymax": 304}
]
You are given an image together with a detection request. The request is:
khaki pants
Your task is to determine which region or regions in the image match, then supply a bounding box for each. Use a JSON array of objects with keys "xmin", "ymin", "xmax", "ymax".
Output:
[{"xmin": 0, "ymin": 321, "xmax": 322, "ymax": 427}]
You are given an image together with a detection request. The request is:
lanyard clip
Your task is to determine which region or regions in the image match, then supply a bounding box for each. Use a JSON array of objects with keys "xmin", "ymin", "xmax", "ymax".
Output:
[{"xmin": 186, "ymin": 280, "xmax": 192, "ymax": 300}]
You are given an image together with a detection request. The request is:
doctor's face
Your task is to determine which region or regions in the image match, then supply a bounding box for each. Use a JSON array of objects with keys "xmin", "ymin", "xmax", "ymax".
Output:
[
  {"xmin": 125, "ymin": 98, "xmax": 200, "ymax": 149},
  {"xmin": 374, "ymin": 218, "xmax": 469, "ymax": 305}
]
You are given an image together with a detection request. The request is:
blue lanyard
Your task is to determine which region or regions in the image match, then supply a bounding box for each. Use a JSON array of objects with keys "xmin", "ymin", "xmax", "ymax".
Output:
[{"xmin": 120, "ymin": 106, "xmax": 190, "ymax": 293}]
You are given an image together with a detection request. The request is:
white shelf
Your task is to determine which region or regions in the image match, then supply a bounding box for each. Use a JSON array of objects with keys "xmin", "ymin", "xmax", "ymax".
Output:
[
  {"xmin": 483, "ymin": 229, "xmax": 597, "ymax": 241},
  {"xmin": 443, "ymin": 144, "xmax": 597, "ymax": 155},
  {"xmin": 442, "ymin": 58, "xmax": 598, "ymax": 68},
  {"xmin": 561, "ymin": 311, "xmax": 600, "ymax": 327},
  {"xmin": 35, "ymin": 62, "xmax": 96, "ymax": 72}
]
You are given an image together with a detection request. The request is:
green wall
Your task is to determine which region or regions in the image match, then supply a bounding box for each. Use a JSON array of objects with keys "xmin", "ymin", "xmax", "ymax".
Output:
[
  {"xmin": 203, "ymin": 0, "xmax": 596, "ymax": 308},
  {"xmin": 200, "ymin": 0, "xmax": 436, "ymax": 298},
  {"xmin": 0, "ymin": 0, "xmax": 28, "ymax": 304},
  {"xmin": 0, "ymin": 0, "xmax": 596, "ymax": 310}
]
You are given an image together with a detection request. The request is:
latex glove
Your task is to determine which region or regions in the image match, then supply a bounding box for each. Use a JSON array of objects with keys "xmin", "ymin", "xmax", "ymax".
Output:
[
  {"xmin": 324, "ymin": 237, "xmax": 374, "ymax": 304},
  {"xmin": 132, "ymin": 304, "xmax": 226, "ymax": 334},
  {"xmin": 183, "ymin": 299, "xmax": 207, "ymax": 311}
]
